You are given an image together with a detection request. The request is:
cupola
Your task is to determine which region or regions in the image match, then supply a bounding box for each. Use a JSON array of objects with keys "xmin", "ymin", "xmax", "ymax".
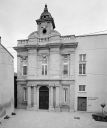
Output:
[{"xmin": 36, "ymin": 4, "xmax": 55, "ymax": 29}]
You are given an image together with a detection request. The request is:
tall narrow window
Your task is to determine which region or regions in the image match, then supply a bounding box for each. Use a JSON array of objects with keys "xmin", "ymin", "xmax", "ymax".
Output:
[
  {"xmin": 42, "ymin": 56, "xmax": 48, "ymax": 75},
  {"xmin": 79, "ymin": 54, "xmax": 86, "ymax": 75},
  {"xmin": 63, "ymin": 64, "xmax": 68, "ymax": 75},
  {"xmin": 23, "ymin": 87, "xmax": 27, "ymax": 101},
  {"xmin": 63, "ymin": 54, "xmax": 69, "ymax": 76},
  {"xmin": 64, "ymin": 88, "xmax": 68, "ymax": 103},
  {"xmin": 23, "ymin": 65, "xmax": 27, "ymax": 75}
]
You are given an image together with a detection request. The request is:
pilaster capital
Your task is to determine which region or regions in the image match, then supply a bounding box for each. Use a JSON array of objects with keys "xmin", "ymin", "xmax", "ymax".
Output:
[
  {"xmin": 55, "ymin": 84, "xmax": 60, "ymax": 87},
  {"xmin": 27, "ymin": 84, "xmax": 33, "ymax": 87},
  {"xmin": 28, "ymin": 49, "xmax": 38, "ymax": 54},
  {"xmin": 49, "ymin": 84, "xmax": 54, "ymax": 87},
  {"xmin": 34, "ymin": 84, "xmax": 38, "ymax": 87}
]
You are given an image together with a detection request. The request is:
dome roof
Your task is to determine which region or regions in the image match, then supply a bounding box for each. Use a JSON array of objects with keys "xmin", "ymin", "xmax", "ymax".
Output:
[
  {"xmin": 36, "ymin": 4, "xmax": 55, "ymax": 29},
  {"xmin": 40, "ymin": 5, "xmax": 52, "ymax": 19}
]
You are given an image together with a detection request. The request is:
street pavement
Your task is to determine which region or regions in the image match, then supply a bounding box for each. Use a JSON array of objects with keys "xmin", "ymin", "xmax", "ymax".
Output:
[{"xmin": 1, "ymin": 109, "xmax": 107, "ymax": 128}]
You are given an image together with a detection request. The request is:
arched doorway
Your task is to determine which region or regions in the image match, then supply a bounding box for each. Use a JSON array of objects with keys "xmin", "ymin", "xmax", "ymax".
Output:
[{"xmin": 39, "ymin": 86, "xmax": 49, "ymax": 109}]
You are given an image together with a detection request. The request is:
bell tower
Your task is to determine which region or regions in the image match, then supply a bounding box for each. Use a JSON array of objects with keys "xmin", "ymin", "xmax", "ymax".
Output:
[{"xmin": 36, "ymin": 4, "xmax": 55, "ymax": 36}]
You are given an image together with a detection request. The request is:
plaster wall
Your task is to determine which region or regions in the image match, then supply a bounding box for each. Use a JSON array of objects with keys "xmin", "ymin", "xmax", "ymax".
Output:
[{"xmin": 0, "ymin": 44, "xmax": 14, "ymax": 116}]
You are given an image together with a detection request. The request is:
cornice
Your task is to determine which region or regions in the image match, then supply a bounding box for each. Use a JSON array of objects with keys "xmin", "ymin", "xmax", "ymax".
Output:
[
  {"xmin": 14, "ymin": 42, "xmax": 78, "ymax": 52},
  {"xmin": 13, "ymin": 46, "xmax": 28, "ymax": 52},
  {"xmin": 26, "ymin": 79, "xmax": 75, "ymax": 82}
]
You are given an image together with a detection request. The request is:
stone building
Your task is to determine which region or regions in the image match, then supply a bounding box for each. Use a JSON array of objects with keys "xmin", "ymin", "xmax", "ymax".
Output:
[
  {"xmin": 14, "ymin": 5, "xmax": 107, "ymax": 112},
  {"xmin": 0, "ymin": 37, "xmax": 14, "ymax": 118}
]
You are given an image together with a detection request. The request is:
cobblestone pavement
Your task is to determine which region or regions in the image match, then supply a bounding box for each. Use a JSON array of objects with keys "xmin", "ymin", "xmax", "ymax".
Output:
[{"xmin": 1, "ymin": 109, "xmax": 107, "ymax": 128}]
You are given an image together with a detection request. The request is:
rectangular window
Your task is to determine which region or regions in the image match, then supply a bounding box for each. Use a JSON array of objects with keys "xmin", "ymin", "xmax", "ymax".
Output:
[
  {"xmin": 79, "ymin": 64, "xmax": 86, "ymax": 74},
  {"xmin": 83, "ymin": 54, "xmax": 86, "ymax": 61},
  {"xmin": 42, "ymin": 65, "xmax": 44, "ymax": 75},
  {"xmin": 79, "ymin": 54, "xmax": 86, "ymax": 62},
  {"xmin": 83, "ymin": 64, "xmax": 86, "ymax": 74},
  {"xmin": 79, "ymin": 64, "xmax": 82, "ymax": 74},
  {"xmin": 79, "ymin": 85, "xmax": 86, "ymax": 91},
  {"xmin": 63, "ymin": 54, "xmax": 69, "ymax": 76},
  {"xmin": 24, "ymin": 87, "xmax": 27, "ymax": 101},
  {"xmin": 45, "ymin": 65, "xmax": 47, "ymax": 75},
  {"xmin": 42, "ymin": 55, "xmax": 48, "ymax": 76},
  {"xmin": 42, "ymin": 64, "xmax": 47, "ymax": 75},
  {"xmin": 63, "ymin": 64, "xmax": 68, "ymax": 75},
  {"xmin": 64, "ymin": 88, "xmax": 68, "ymax": 103},
  {"xmin": 79, "ymin": 54, "xmax": 86, "ymax": 75},
  {"xmin": 23, "ymin": 66, "xmax": 27, "ymax": 75}
]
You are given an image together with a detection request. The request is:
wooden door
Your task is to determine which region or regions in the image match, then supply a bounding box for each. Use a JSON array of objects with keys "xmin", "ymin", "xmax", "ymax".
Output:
[
  {"xmin": 39, "ymin": 86, "xmax": 49, "ymax": 109},
  {"xmin": 78, "ymin": 97, "xmax": 87, "ymax": 111}
]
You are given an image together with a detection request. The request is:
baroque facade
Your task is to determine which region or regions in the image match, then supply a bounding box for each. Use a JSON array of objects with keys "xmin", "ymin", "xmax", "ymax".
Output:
[{"xmin": 14, "ymin": 5, "xmax": 107, "ymax": 112}]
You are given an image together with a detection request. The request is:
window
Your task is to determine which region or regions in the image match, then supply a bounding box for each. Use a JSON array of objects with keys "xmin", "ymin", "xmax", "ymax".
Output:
[
  {"xmin": 63, "ymin": 54, "xmax": 69, "ymax": 76},
  {"xmin": 79, "ymin": 54, "xmax": 86, "ymax": 75},
  {"xmin": 63, "ymin": 88, "xmax": 68, "ymax": 103},
  {"xmin": 63, "ymin": 64, "xmax": 68, "ymax": 75},
  {"xmin": 23, "ymin": 87, "xmax": 27, "ymax": 101},
  {"xmin": 79, "ymin": 85, "xmax": 86, "ymax": 91},
  {"xmin": 23, "ymin": 66, "xmax": 27, "ymax": 75},
  {"xmin": 79, "ymin": 54, "xmax": 86, "ymax": 62},
  {"xmin": 42, "ymin": 56, "xmax": 48, "ymax": 75},
  {"xmin": 79, "ymin": 63, "xmax": 86, "ymax": 74},
  {"xmin": 42, "ymin": 65, "xmax": 47, "ymax": 75}
]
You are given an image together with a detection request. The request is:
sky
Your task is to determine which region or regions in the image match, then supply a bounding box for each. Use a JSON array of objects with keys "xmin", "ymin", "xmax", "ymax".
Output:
[{"xmin": 0, "ymin": 0, "xmax": 107, "ymax": 72}]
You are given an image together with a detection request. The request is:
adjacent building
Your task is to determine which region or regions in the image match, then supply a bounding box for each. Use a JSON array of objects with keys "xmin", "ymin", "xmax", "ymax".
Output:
[
  {"xmin": 14, "ymin": 5, "xmax": 107, "ymax": 112},
  {"xmin": 0, "ymin": 37, "xmax": 14, "ymax": 118}
]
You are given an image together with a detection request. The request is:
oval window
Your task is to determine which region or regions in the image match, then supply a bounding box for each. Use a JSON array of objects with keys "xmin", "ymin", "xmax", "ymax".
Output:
[{"xmin": 43, "ymin": 28, "xmax": 47, "ymax": 34}]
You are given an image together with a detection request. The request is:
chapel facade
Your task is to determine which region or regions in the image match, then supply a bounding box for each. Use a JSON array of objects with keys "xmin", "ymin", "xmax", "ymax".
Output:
[{"xmin": 14, "ymin": 5, "xmax": 107, "ymax": 112}]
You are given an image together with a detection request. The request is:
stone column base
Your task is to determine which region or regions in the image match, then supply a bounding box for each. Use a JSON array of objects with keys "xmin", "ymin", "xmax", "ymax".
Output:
[
  {"xmin": 70, "ymin": 109, "xmax": 75, "ymax": 112},
  {"xmin": 49, "ymin": 106, "xmax": 54, "ymax": 111},
  {"xmin": 32, "ymin": 105, "xmax": 38, "ymax": 111},
  {"xmin": 27, "ymin": 106, "xmax": 32, "ymax": 111},
  {"xmin": 27, "ymin": 105, "xmax": 38, "ymax": 111},
  {"xmin": 55, "ymin": 106, "xmax": 60, "ymax": 112}
]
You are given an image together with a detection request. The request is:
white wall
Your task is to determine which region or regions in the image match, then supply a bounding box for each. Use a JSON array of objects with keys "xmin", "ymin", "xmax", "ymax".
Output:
[
  {"xmin": 75, "ymin": 34, "xmax": 107, "ymax": 112},
  {"xmin": 0, "ymin": 44, "xmax": 14, "ymax": 117}
]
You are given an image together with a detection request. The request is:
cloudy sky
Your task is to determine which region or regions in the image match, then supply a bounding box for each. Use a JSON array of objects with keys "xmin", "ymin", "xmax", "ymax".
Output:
[{"xmin": 0, "ymin": 0, "xmax": 107, "ymax": 71}]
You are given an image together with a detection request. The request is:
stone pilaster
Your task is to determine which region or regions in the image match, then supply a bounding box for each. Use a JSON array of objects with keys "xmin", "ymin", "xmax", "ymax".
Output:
[
  {"xmin": 70, "ymin": 52, "xmax": 75, "ymax": 80},
  {"xmin": 70, "ymin": 84, "xmax": 75, "ymax": 112},
  {"xmin": 33, "ymin": 86, "xmax": 37, "ymax": 110},
  {"xmin": 37, "ymin": 86, "xmax": 39, "ymax": 109},
  {"xmin": 49, "ymin": 86, "xmax": 54, "ymax": 111},
  {"xmin": 27, "ymin": 86, "xmax": 31, "ymax": 108},
  {"xmin": 55, "ymin": 86, "xmax": 60, "ymax": 111}
]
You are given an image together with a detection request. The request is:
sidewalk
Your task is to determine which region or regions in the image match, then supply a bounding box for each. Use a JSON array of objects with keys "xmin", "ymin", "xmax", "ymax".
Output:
[{"xmin": 1, "ymin": 109, "xmax": 107, "ymax": 128}]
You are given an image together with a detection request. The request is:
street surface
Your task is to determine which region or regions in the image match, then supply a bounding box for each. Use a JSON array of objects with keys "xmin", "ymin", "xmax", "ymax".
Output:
[{"xmin": 1, "ymin": 109, "xmax": 107, "ymax": 128}]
